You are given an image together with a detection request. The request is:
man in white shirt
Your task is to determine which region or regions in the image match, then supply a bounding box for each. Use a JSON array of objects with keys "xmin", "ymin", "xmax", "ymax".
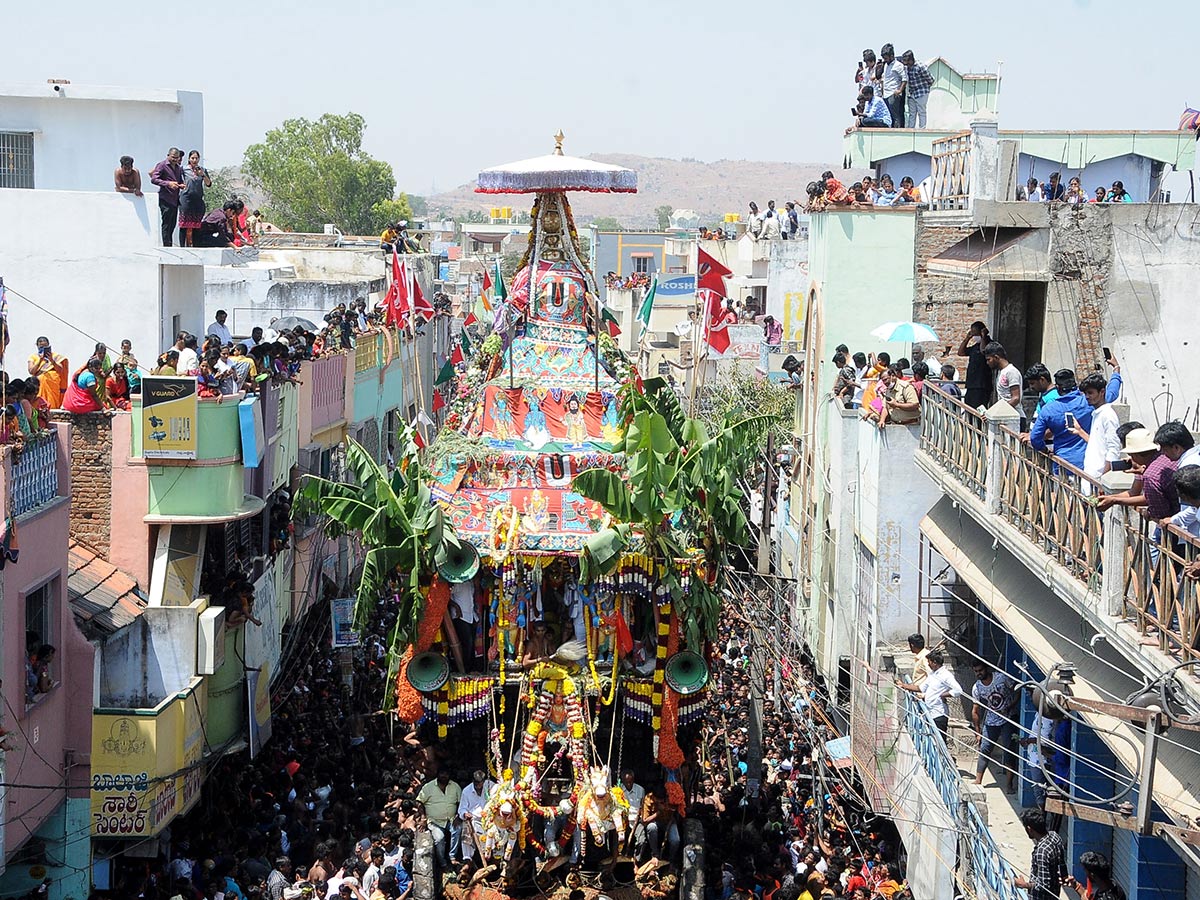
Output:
[
  {"xmin": 207, "ymin": 309, "xmax": 233, "ymax": 345},
  {"xmin": 983, "ymin": 341, "xmax": 1022, "ymax": 407},
  {"xmin": 175, "ymin": 332, "xmax": 199, "ymax": 375},
  {"xmin": 457, "ymin": 770, "xmax": 495, "ymax": 863},
  {"xmin": 896, "ymin": 650, "xmax": 961, "ymax": 741},
  {"xmin": 879, "ymin": 43, "xmax": 907, "ymax": 130},
  {"xmin": 1074, "ymin": 371, "xmax": 1122, "ymax": 491},
  {"xmin": 619, "ymin": 770, "xmax": 647, "ymax": 849}
]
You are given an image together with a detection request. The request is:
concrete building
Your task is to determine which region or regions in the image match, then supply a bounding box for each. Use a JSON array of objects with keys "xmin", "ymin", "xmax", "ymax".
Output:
[
  {"xmin": 0, "ymin": 428, "xmax": 95, "ymax": 900},
  {"xmin": 785, "ymin": 72, "xmax": 1200, "ymax": 899},
  {"xmin": 590, "ymin": 229, "xmax": 682, "ymax": 304}
]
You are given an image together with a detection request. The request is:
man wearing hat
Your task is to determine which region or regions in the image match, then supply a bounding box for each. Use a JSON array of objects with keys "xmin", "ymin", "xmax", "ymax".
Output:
[{"xmin": 417, "ymin": 769, "xmax": 463, "ymax": 866}]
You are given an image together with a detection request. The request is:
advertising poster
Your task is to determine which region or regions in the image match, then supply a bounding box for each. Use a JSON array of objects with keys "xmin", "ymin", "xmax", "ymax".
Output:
[
  {"xmin": 141, "ymin": 376, "xmax": 198, "ymax": 459},
  {"xmin": 330, "ymin": 597, "xmax": 358, "ymax": 648}
]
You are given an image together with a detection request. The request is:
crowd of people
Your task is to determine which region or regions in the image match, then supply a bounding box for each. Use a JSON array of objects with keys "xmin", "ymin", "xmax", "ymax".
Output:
[
  {"xmin": 604, "ymin": 271, "xmax": 653, "ymax": 291},
  {"xmin": 1018, "ymin": 172, "xmax": 1135, "ymax": 204},
  {"xmin": 743, "ymin": 201, "xmax": 803, "ymax": 241},
  {"xmin": 848, "ymin": 45, "xmax": 933, "ymax": 131},
  {"xmin": 693, "ymin": 602, "xmax": 912, "ymax": 900},
  {"xmin": 123, "ymin": 148, "xmax": 268, "ymax": 248}
]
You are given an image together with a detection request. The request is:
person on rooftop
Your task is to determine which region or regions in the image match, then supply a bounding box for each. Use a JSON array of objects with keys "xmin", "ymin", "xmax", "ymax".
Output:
[
  {"xmin": 1042, "ymin": 172, "xmax": 1066, "ymax": 202},
  {"xmin": 1106, "ymin": 181, "xmax": 1132, "ymax": 202},
  {"xmin": 208, "ymin": 309, "xmax": 233, "ymax": 345},
  {"xmin": 1021, "ymin": 177, "xmax": 1043, "ymax": 202},
  {"xmin": 105, "ymin": 362, "xmax": 132, "ymax": 411},
  {"xmin": 179, "ymin": 150, "xmax": 212, "ymax": 248},
  {"xmin": 150, "ymin": 147, "xmax": 185, "ymax": 246},
  {"xmin": 1064, "ymin": 176, "xmax": 1089, "ymax": 206},
  {"xmin": 846, "ymin": 85, "xmax": 891, "ymax": 133},
  {"xmin": 879, "ymin": 44, "xmax": 906, "ymax": 129},
  {"xmin": 27, "ymin": 336, "xmax": 68, "ymax": 410},
  {"xmin": 855, "ymin": 48, "xmax": 881, "ymax": 93},
  {"xmin": 1072, "ymin": 371, "xmax": 1122, "ymax": 490},
  {"xmin": 899, "ymin": 51, "xmax": 932, "ymax": 128},
  {"xmin": 822, "ymin": 170, "xmax": 851, "ymax": 205},
  {"xmin": 62, "ymin": 357, "xmax": 112, "ymax": 414},
  {"xmin": 195, "ymin": 201, "xmax": 238, "ymax": 248},
  {"xmin": 874, "ymin": 174, "xmax": 899, "ymax": 206},
  {"xmin": 1090, "ymin": 186, "xmax": 1108, "ymax": 203},
  {"xmin": 114, "ymin": 155, "xmax": 143, "ymax": 197},
  {"xmin": 1028, "ymin": 368, "xmax": 1093, "ymax": 469}
]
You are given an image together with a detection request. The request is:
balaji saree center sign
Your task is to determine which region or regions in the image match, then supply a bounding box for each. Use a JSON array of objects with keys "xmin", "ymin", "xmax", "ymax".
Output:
[{"xmin": 141, "ymin": 376, "xmax": 198, "ymax": 459}]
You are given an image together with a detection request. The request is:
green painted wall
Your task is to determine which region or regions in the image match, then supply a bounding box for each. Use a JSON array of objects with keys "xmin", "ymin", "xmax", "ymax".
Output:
[{"xmin": 132, "ymin": 396, "xmax": 248, "ymax": 518}]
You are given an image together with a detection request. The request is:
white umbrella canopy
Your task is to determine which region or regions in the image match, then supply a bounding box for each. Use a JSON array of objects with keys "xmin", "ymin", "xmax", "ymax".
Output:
[
  {"xmin": 475, "ymin": 131, "xmax": 638, "ymax": 195},
  {"xmin": 870, "ymin": 321, "xmax": 939, "ymax": 344}
]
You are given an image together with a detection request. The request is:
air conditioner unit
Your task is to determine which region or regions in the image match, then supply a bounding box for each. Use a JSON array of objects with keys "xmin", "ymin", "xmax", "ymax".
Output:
[
  {"xmin": 197, "ymin": 606, "xmax": 227, "ymax": 675},
  {"xmin": 323, "ymin": 224, "xmax": 339, "ymax": 236}
]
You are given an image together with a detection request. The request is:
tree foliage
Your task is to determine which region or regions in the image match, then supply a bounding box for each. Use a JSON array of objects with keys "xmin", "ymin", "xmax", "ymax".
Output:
[
  {"xmin": 655, "ymin": 205, "xmax": 674, "ymax": 230},
  {"xmin": 371, "ymin": 194, "xmax": 415, "ymax": 229},
  {"xmin": 242, "ymin": 112, "xmax": 397, "ymax": 235},
  {"xmin": 573, "ymin": 377, "xmax": 775, "ymax": 648},
  {"xmin": 699, "ymin": 362, "xmax": 795, "ymax": 448},
  {"xmin": 591, "ymin": 216, "xmax": 623, "ymax": 232}
]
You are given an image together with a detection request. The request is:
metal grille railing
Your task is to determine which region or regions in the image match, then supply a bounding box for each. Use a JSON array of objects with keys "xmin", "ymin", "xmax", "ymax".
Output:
[
  {"xmin": 918, "ymin": 382, "xmax": 988, "ymax": 500},
  {"xmin": 0, "ymin": 131, "xmax": 35, "ymax": 189},
  {"xmin": 993, "ymin": 428, "xmax": 1104, "ymax": 588},
  {"xmin": 1120, "ymin": 513, "xmax": 1200, "ymax": 662},
  {"xmin": 12, "ymin": 433, "xmax": 59, "ymax": 516}
]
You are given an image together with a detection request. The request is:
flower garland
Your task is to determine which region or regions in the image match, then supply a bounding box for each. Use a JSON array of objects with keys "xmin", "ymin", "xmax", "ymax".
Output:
[
  {"xmin": 650, "ymin": 600, "xmax": 670, "ymax": 757},
  {"xmin": 396, "ymin": 577, "xmax": 452, "ymax": 723},
  {"xmin": 658, "ymin": 611, "xmax": 685, "ymax": 769}
]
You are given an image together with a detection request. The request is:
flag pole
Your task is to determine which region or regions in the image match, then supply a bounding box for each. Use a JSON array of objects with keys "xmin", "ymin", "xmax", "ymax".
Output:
[
  {"xmin": 593, "ymin": 293, "xmax": 600, "ymax": 393},
  {"xmin": 410, "ymin": 262, "xmax": 430, "ymax": 446}
]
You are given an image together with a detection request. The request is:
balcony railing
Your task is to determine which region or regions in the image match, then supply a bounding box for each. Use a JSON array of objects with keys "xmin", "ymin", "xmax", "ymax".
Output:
[
  {"xmin": 902, "ymin": 695, "xmax": 1020, "ymax": 900},
  {"xmin": 994, "ymin": 429, "xmax": 1104, "ymax": 589},
  {"xmin": 917, "ymin": 388, "xmax": 1200, "ymax": 664},
  {"xmin": 308, "ymin": 353, "xmax": 348, "ymax": 431},
  {"xmin": 12, "ymin": 431, "xmax": 60, "ymax": 516},
  {"xmin": 919, "ymin": 384, "xmax": 987, "ymax": 500},
  {"xmin": 355, "ymin": 332, "xmax": 380, "ymax": 373},
  {"xmin": 929, "ymin": 131, "xmax": 972, "ymax": 211},
  {"xmin": 1119, "ymin": 515, "xmax": 1200, "ymax": 661}
]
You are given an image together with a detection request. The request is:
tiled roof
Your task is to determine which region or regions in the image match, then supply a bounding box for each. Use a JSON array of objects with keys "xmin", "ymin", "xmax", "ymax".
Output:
[{"xmin": 67, "ymin": 541, "xmax": 148, "ymax": 639}]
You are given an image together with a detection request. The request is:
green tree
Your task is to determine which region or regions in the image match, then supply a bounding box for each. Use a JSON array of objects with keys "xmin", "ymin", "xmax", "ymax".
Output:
[
  {"xmin": 591, "ymin": 216, "xmax": 623, "ymax": 232},
  {"xmin": 242, "ymin": 112, "xmax": 396, "ymax": 235},
  {"xmin": 371, "ymin": 194, "xmax": 415, "ymax": 230},
  {"xmin": 655, "ymin": 205, "xmax": 674, "ymax": 230},
  {"xmin": 407, "ymin": 194, "xmax": 429, "ymax": 217},
  {"xmin": 203, "ymin": 166, "xmax": 240, "ymax": 208}
]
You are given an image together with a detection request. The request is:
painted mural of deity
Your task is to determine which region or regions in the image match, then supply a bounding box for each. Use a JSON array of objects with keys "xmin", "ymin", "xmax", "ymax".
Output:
[
  {"xmin": 600, "ymin": 394, "xmax": 621, "ymax": 445},
  {"xmin": 563, "ymin": 394, "xmax": 587, "ymax": 444},
  {"xmin": 523, "ymin": 390, "xmax": 552, "ymax": 449},
  {"xmin": 491, "ymin": 391, "xmax": 519, "ymax": 441}
]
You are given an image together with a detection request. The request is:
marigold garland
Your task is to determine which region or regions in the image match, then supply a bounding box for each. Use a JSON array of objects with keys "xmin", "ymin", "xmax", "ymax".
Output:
[
  {"xmin": 396, "ymin": 577, "xmax": 453, "ymax": 723},
  {"xmin": 658, "ymin": 609, "xmax": 685, "ymax": 769}
]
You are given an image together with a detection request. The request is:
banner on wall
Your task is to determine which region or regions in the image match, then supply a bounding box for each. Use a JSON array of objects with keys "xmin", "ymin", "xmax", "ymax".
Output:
[
  {"xmin": 141, "ymin": 376, "xmax": 198, "ymax": 459},
  {"xmin": 330, "ymin": 597, "xmax": 358, "ymax": 648},
  {"xmin": 247, "ymin": 662, "xmax": 274, "ymax": 760}
]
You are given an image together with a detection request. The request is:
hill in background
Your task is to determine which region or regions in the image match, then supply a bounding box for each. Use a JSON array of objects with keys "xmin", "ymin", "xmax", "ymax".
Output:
[{"xmin": 427, "ymin": 153, "xmax": 868, "ymax": 228}]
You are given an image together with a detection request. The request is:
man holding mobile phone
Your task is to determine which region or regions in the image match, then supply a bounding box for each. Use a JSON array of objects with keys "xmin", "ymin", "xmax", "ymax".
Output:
[{"xmin": 1028, "ymin": 369, "xmax": 1093, "ymax": 470}]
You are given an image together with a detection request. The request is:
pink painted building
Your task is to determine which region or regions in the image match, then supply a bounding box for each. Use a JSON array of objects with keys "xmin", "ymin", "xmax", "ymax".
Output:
[{"xmin": 0, "ymin": 425, "xmax": 95, "ymax": 900}]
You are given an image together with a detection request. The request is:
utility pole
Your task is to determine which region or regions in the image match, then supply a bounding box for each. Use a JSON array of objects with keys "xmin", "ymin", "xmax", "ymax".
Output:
[{"xmin": 757, "ymin": 432, "xmax": 775, "ymax": 575}]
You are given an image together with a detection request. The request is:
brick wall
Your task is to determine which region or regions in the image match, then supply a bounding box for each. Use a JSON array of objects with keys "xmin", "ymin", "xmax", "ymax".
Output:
[
  {"xmin": 1047, "ymin": 204, "xmax": 1113, "ymax": 374},
  {"xmin": 49, "ymin": 411, "xmax": 113, "ymax": 556},
  {"xmin": 912, "ymin": 212, "xmax": 992, "ymax": 358}
]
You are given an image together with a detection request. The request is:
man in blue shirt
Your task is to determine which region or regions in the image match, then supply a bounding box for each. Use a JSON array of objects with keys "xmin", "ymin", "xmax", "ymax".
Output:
[
  {"xmin": 848, "ymin": 85, "xmax": 891, "ymax": 131},
  {"xmin": 1029, "ymin": 369, "xmax": 1093, "ymax": 469}
]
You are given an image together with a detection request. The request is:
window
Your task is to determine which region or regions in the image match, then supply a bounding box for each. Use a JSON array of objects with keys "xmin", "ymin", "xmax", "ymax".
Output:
[
  {"xmin": 25, "ymin": 580, "xmax": 57, "ymax": 703},
  {"xmin": 0, "ymin": 132, "xmax": 35, "ymax": 189},
  {"xmin": 633, "ymin": 256, "xmax": 650, "ymax": 274}
]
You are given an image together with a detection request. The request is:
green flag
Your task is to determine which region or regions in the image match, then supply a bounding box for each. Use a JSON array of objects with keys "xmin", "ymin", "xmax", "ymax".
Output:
[
  {"xmin": 460, "ymin": 329, "xmax": 472, "ymax": 356},
  {"xmin": 636, "ymin": 275, "xmax": 657, "ymax": 332},
  {"xmin": 435, "ymin": 359, "xmax": 456, "ymax": 385},
  {"xmin": 494, "ymin": 258, "xmax": 507, "ymax": 302}
]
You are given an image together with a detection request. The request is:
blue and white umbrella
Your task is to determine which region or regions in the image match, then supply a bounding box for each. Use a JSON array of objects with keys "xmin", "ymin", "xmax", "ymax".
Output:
[{"xmin": 870, "ymin": 321, "xmax": 940, "ymax": 344}]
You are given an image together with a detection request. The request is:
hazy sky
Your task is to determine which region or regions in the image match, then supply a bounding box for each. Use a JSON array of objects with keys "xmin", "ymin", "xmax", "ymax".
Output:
[{"xmin": 6, "ymin": 0, "xmax": 1193, "ymax": 196}]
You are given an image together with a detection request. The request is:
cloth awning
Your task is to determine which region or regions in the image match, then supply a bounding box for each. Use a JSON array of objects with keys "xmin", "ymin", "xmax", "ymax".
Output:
[
  {"xmin": 920, "ymin": 496, "xmax": 1200, "ymax": 827},
  {"xmin": 465, "ymin": 232, "xmax": 506, "ymax": 245},
  {"xmin": 926, "ymin": 227, "xmax": 1050, "ymax": 281},
  {"xmin": 824, "ymin": 735, "xmax": 854, "ymax": 769},
  {"xmin": 630, "ymin": 252, "xmax": 655, "ymax": 258}
]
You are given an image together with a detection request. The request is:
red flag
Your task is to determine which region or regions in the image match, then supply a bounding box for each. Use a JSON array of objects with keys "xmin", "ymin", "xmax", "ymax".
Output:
[
  {"xmin": 463, "ymin": 311, "xmax": 477, "ymax": 327},
  {"xmin": 412, "ymin": 275, "xmax": 435, "ymax": 322},
  {"xmin": 384, "ymin": 252, "xmax": 410, "ymax": 325},
  {"xmin": 482, "ymin": 267, "xmax": 492, "ymax": 294},
  {"xmin": 432, "ymin": 390, "xmax": 447, "ymax": 412},
  {"xmin": 697, "ymin": 247, "xmax": 732, "ymax": 295},
  {"xmin": 450, "ymin": 345, "xmax": 464, "ymax": 365},
  {"xmin": 704, "ymin": 289, "xmax": 732, "ymax": 355},
  {"xmin": 411, "ymin": 423, "xmax": 426, "ymax": 450}
]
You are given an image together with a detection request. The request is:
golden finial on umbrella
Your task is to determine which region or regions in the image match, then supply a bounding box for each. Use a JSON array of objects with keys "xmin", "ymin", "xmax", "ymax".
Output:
[{"xmin": 553, "ymin": 130, "xmax": 565, "ymax": 155}]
